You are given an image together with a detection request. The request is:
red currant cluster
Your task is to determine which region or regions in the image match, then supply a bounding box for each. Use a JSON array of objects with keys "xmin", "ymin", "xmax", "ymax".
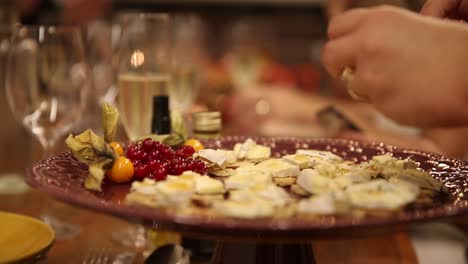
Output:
[{"xmin": 126, "ymin": 138, "xmax": 207, "ymax": 181}]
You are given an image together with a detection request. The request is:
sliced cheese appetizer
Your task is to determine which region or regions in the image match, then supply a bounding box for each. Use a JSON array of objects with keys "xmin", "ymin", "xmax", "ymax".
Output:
[
  {"xmin": 345, "ymin": 179, "xmax": 419, "ymax": 210},
  {"xmin": 297, "ymin": 193, "xmax": 338, "ymax": 215},
  {"xmin": 296, "ymin": 169, "xmax": 339, "ymax": 194},
  {"xmin": 255, "ymin": 184, "xmax": 291, "ymax": 207},
  {"xmin": 229, "ymin": 184, "xmax": 291, "ymax": 207},
  {"xmin": 224, "ymin": 166, "xmax": 272, "ymax": 190},
  {"xmin": 154, "ymin": 180, "xmax": 194, "ymax": 205},
  {"xmin": 246, "ymin": 145, "xmax": 271, "ymax": 161},
  {"xmin": 296, "ymin": 149, "xmax": 343, "ymax": 163},
  {"xmin": 213, "ymin": 199, "xmax": 275, "ymax": 219},
  {"xmin": 195, "ymin": 176, "xmax": 224, "ymax": 194},
  {"xmin": 198, "ymin": 149, "xmax": 227, "ymax": 167},
  {"xmin": 130, "ymin": 178, "xmax": 158, "ymax": 195},
  {"xmin": 282, "ymin": 154, "xmax": 314, "ymax": 169},
  {"xmin": 223, "ymin": 150, "xmax": 238, "ymax": 164},
  {"xmin": 233, "ymin": 138, "xmax": 256, "ymax": 159},
  {"xmin": 233, "ymin": 138, "xmax": 271, "ymax": 161},
  {"xmin": 256, "ymin": 159, "xmax": 300, "ymax": 178}
]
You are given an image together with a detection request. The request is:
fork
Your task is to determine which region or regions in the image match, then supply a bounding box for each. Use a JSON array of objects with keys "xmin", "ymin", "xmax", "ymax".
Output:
[{"xmin": 82, "ymin": 248, "xmax": 113, "ymax": 264}]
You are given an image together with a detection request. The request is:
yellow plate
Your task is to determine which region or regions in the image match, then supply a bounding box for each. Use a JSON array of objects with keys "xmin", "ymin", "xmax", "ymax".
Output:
[{"xmin": 0, "ymin": 211, "xmax": 54, "ymax": 263}]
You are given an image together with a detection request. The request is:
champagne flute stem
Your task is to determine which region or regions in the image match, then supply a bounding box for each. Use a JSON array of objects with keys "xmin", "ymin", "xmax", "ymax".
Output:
[{"xmin": 35, "ymin": 133, "xmax": 56, "ymax": 158}]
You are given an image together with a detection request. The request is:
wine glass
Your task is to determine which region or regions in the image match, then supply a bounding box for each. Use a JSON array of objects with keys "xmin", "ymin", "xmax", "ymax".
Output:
[
  {"xmin": 5, "ymin": 25, "xmax": 89, "ymax": 239},
  {"xmin": 113, "ymin": 13, "xmax": 182, "ymax": 252},
  {"xmin": 117, "ymin": 12, "xmax": 171, "ymax": 141},
  {"xmin": 169, "ymin": 14, "xmax": 205, "ymax": 113},
  {"xmin": 169, "ymin": 14, "xmax": 206, "ymax": 135}
]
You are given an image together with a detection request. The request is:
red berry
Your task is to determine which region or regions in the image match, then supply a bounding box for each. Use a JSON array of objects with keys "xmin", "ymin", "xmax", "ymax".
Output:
[
  {"xmin": 132, "ymin": 159, "xmax": 141, "ymax": 167},
  {"xmin": 185, "ymin": 158, "xmax": 195, "ymax": 171},
  {"xmin": 142, "ymin": 138, "xmax": 155, "ymax": 152},
  {"xmin": 126, "ymin": 145, "xmax": 139, "ymax": 159},
  {"xmin": 170, "ymin": 163, "xmax": 185, "ymax": 175},
  {"xmin": 154, "ymin": 167, "xmax": 168, "ymax": 181},
  {"xmin": 171, "ymin": 157, "xmax": 183, "ymax": 165},
  {"xmin": 160, "ymin": 146, "xmax": 174, "ymax": 160},
  {"xmin": 147, "ymin": 159, "xmax": 160, "ymax": 171},
  {"xmin": 177, "ymin": 145, "xmax": 195, "ymax": 158},
  {"xmin": 154, "ymin": 141, "xmax": 163, "ymax": 151},
  {"xmin": 149, "ymin": 150, "xmax": 160, "ymax": 160},
  {"xmin": 193, "ymin": 161, "xmax": 207, "ymax": 174},
  {"xmin": 129, "ymin": 149, "xmax": 142, "ymax": 161},
  {"xmin": 160, "ymin": 160, "xmax": 170, "ymax": 170},
  {"xmin": 134, "ymin": 164, "xmax": 147, "ymax": 180},
  {"xmin": 140, "ymin": 151, "xmax": 149, "ymax": 162}
]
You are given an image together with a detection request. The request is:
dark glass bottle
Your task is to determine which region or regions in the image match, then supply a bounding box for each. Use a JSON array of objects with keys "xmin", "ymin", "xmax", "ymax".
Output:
[{"xmin": 151, "ymin": 95, "xmax": 171, "ymax": 135}]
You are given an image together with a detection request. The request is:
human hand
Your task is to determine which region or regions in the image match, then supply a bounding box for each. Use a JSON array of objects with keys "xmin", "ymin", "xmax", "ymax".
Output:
[
  {"xmin": 421, "ymin": 0, "xmax": 468, "ymax": 20},
  {"xmin": 323, "ymin": 6, "xmax": 468, "ymax": 128}
]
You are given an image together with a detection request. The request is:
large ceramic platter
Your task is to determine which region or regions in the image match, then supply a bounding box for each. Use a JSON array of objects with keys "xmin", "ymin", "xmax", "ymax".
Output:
[{"xmin": 27, "ymin": 137, "xmax": 468, "ymax": 241}]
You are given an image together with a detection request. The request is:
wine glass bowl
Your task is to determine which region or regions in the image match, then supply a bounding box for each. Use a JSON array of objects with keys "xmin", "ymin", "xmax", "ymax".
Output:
[{"xmin": 5, "ymin": 26, "xmax": 88, "ymax": 153}]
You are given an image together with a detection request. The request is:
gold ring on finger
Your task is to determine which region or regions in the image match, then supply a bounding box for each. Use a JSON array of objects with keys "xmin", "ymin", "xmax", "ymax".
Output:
[{"xmin": 341, "ymin": 67, "xmax": 370, "ymax": 102}]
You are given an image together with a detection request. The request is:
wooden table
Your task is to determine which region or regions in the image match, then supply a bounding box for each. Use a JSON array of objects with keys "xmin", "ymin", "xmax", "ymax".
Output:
[{"xmin": 0, "ymin": 190, "xmax": 419, "ymax": 264}]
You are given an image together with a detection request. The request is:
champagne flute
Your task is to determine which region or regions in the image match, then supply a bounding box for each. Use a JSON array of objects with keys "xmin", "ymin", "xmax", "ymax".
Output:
[
  {"xmin": 117, "ymin": 13, "xmax": 171, "ymax": 141},
  {"xmin": 169, "ymin": 14, "xmax": 205, "ymax": 114},
  {"xmin": 5, "ymin": 25, "xmax": 89, "ymax": 239},
  {"xmin": 169, "ymin": 14, "xmax": 206, "ymax": 136},
  {"xmin": 111, "ymin": 13, "xmax": 173, "ymax": 250}
]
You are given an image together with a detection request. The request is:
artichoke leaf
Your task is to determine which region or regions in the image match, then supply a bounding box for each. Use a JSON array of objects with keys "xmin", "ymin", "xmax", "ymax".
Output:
[{"xmin": 102, "ymin": 103, "xmax": 119, "ymax": 143}]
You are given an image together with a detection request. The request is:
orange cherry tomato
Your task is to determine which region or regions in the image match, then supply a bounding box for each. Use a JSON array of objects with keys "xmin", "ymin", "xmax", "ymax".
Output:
[
  {"xmin": 109, "ymin": 142, "xmax": 125, "ymax": 156},
  {"xmin": 184, "ymin": 139, "xmax": 204, "ymax": 151},
  {"xmin": 107, "ymin": 156, "xmax": 134, "ymax": 183}
]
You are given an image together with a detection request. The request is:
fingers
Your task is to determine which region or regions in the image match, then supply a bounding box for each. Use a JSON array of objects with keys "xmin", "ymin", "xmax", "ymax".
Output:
[
  {"xmin": 420, "ymin": 0, "xmax": 461, "ymax": 17},
  {"xmin": 323, "ymin": 35, "xmax": 358, "ymax": 78},
  {"xmin": 328, "ymin": 8, "xmax": 369, "ymax": 39}
]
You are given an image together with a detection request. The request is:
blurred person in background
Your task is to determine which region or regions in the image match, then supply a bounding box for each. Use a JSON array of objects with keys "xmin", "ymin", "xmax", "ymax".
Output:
[
  {"xmin": 17, "ymin": 0, "xmax": 111, "ymax": 25},
  {"xmin": 323, "ymin": 1, "xmax": 468, "ymax": 159}
]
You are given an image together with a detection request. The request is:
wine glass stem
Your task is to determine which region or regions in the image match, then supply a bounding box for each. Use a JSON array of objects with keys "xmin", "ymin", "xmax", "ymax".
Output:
[{"xmin": 36, "ymin": 134, "xmax": 56, "ymax": 158}]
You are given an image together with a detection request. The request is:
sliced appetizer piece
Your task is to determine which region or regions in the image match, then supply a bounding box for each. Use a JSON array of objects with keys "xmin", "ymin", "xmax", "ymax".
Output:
[
  {"xmin": 233, "ymin": 138, "xmax": 257, "ymax": 160},
  {"xmin": 154, "ymin": 180, "xmax": 194, "ymax": 205},
  {"xmin": 296, "ymin": 150, "xmax": 343, "ymax": 163},
  {"xmin": 198, "ymin": 149, "xmax": 227, "ymax": 167},
  {"xmin": 224, "ymin": 166, "xmax": 272, "ymax": 190},
  {"xmin": 195, "ymin": 176, "xmax": 225, "ymax": 195},
  {"xmin": 273, "ymin": 177, "xmax": 297, "ymax": 187},
  {"xmin": 256, "ymin": 159, "xmax": 301, "ymax": 178},
  {"xmin": 213, "ymin": 199, "xmax": 275, "ymax": 219},
  {"xmin": 296, "ymin": 169, "xmax": 339, "ymax": 195},
  {"xmin": 345, "ymin": 179, "xmax": 419, "ymax": 211},
  {"xmin": 297, "ymin": 193, "xmax": 338, "ymax": 215},
  {"xmin": 246, "ymin": 145, "xmax": 271, "ymax": 161},
  {"xmin": 282, "ymin": 154, "xmax": 314, "ymax": 169}
]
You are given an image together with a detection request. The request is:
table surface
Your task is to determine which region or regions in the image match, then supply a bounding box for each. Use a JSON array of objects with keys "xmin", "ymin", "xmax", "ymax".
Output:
[{"xmin": 0, "ymin": 190, "xmax": 420, "ymax": 264}]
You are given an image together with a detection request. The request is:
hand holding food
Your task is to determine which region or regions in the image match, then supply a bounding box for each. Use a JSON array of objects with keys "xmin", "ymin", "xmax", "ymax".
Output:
[{"xmin": 323, "ymin": 6, "xmax": 468, "ymax": 127}]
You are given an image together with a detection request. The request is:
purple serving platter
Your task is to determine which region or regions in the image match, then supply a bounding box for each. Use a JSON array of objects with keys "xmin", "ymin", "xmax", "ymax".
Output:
[{"xmin": 26, "ymin": 136, "xmax": 468, "ymax": 241}]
